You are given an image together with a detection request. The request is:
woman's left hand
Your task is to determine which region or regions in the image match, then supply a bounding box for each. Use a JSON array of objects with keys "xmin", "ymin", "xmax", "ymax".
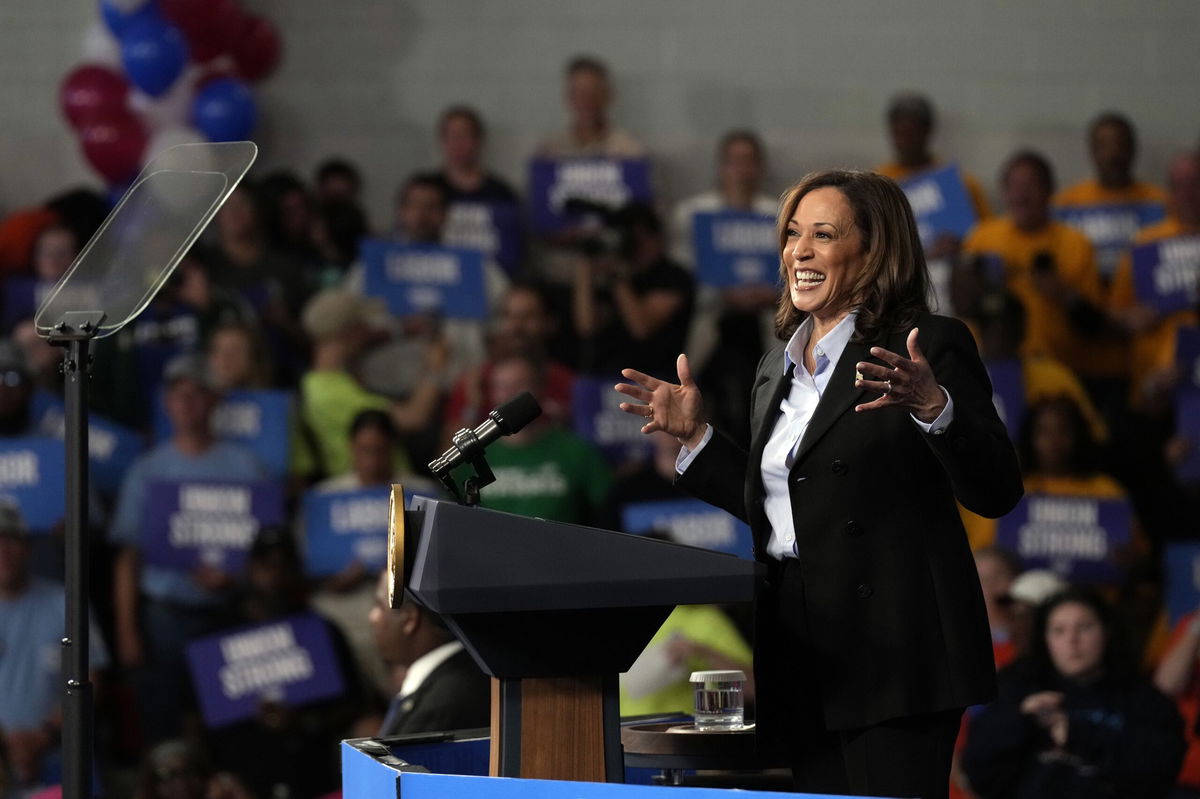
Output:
[{"xmin": 854, "ymin": 328, "xmax": 947, "ymax": 423}]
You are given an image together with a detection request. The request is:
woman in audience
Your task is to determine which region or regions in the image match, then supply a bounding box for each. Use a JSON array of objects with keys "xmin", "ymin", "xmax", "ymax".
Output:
[{"xmin": 963, "ymin": 587, "xmax": 1184, "ymax": 799}]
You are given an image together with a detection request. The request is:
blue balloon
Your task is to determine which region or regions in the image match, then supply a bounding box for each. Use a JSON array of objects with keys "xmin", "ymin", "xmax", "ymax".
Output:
[
  {"xmin": 192, "ymin": 78, "xmax": 257, "ymax": 142},
  {"xmin": 120, "ymin": 16, "xmax": 188, "ymax": 97},
  {"xmin": 101, "ymin": 0, "xmax": 160, "ymax": 38}
]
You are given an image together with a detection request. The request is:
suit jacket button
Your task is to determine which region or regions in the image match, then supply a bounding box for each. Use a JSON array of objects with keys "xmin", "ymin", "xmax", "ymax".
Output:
[
  {"xmin": 844, "ymin": 520, "xmax": 862, "ymax": 536},
  {"xmin": 831, "ymin": 459, "xmax": 848, "ymax": 475},
  {"xmin": 857, "ymin": 583, "xmax": 874, "ymax": 599}
]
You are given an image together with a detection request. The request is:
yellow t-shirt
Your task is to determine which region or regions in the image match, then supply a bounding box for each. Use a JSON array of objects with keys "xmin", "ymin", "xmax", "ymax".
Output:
[
  {"xmin": 1108, "ymin": 217, "xmax": 1200, "ymax": 405},
  {"xmin": 962, "ymin": 217, "xmax": 1114, "ymax": 377},
  {"xmin": 1054, "ymin": 180, "xmax": 1169, "ymax": 278},
  {"xmin": 874, "ymin": 160, "xmax": 991, "ymax": 221}
]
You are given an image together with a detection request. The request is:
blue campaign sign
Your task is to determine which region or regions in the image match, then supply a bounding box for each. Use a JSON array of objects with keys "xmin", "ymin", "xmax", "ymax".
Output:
[
  {"xmin": 995, "ymin": 493, "xmax": 1132, "ymax": 584},
  {"xmin": 152, "ymin": 389, "xmax": 294, "ymax": 477},
  {"xmin": 691, "ymin": 211, "xmax": 778, "ymax": 288},
  {"xmin": 301, "ymin": 486, "xmax": 393, "ymax": 576},
  {"xmin": 1174, "ymin": 391, "xmax": 1200, "ymax": 483},
  {"xmin": 1055, "ymin": 201, "xmax": 1166, "ymax": 278},
  {"xmin": 0, "ymin": 436, "xmax": 65, "ymax": 532},
  {"xmin": 141, "ymin": 479, "xmax": 286, "ymax": 572},
  {"xmin": 361, "ymin": 239, "xmax": 488, "ymax": 320},
  {"xmin": 571, "ymin": 376, "xmax": 651, "ymax": 465},
  {"xmin": 527, "ymin": 158, "xmax": 653, "ymax": 234},
  {"xmin": 622, "ymin": 498, "xmax": 752, "ymax": 560},
  {"xmin": 1176, "ymin": 327, "xmax": 1200, "ymax": 392},
  {"xmin": 1131, "ymin": 235, "xmax": 1200, "ymax": 314},
  {"xmin": 444, "ymin": 201, "xmax": 524, "ymax": 276},
  {"xmin": 186, "ymin": 612, "xmax": 346, "ymax": 728},
  {"xmin": 30, "ymin": 390, "xmax": 145, "ymax": 496},
  {"xmin": 984, "ymin": 358, "xmax": 1026, "ymax": 438},
  {"xmin": 1164, "ymin": 542, "xmax": 1200, "ymax": 627},
  {"xmin": 898, "ymin": 165, "xmax": 977, "ymax": 249}
]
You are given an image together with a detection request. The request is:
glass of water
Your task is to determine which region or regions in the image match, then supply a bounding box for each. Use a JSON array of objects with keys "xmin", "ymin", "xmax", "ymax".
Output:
[{"xmin": 690, "ymin": 670, "xmax": 745, "ymax": 730}]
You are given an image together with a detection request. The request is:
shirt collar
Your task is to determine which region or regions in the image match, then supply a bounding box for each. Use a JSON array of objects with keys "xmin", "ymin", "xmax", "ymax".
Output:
[
  {"xmin": 784, "ymin": 311, "xmax": 859, "ymax": 376},
  {"xmin": 398, "ymin": 640, "xmax": 464, "ymax": 698}
]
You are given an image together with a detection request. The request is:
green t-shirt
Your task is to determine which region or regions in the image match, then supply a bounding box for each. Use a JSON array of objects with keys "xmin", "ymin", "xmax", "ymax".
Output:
[
  {"xmin": 472, "ymin": 427, "xmax": 611, "ymax": 525},
  {"xmin": 619, "ymin": 604, "xmax": 752, "ymax": 717},
  {"xmin": 296, "ymin": 370, "xmax": 396, "ymax": 477}
]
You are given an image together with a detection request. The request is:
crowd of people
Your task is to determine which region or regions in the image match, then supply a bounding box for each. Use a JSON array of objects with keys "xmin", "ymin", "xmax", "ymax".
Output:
[{"xmin": 1, "ymin": 53, "xmax": 1199, "ymax": 799}]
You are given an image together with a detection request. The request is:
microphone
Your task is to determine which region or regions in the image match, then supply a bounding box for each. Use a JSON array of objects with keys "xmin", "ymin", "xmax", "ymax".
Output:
[{"xmin": 429, "ymin": 391, "xmax": 542, "ymax": 478}]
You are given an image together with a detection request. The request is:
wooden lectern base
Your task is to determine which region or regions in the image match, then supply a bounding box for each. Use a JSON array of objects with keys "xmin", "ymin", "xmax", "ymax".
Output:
[{"xmin": 489, "ymin": 675, "xmax": 621, "ymax": 782}]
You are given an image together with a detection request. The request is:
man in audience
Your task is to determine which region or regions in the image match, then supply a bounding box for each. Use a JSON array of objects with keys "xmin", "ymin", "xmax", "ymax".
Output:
[
  {"xmin": 536, "ymin": 55, "xmax": 645, "ymax": 158},
  {"xmin": 0, "ymin": 502, "xmax": 108, "ymax": 794},
  {"xmin": 418, "ymin": 106, "xmax": 518, "ymax": 205},
  {"xmin": 572, "ymin": 203, "xmax": 694, "ymax": 378},
  {"xmin": 443, "ymin": 281, "xmax": 575, "ymax": 439},
  {"xmin": 470, "ymin": 351, "xmax": 610, "ymax": 525},
  {"xmin": 110, "ymin": 353, "xmax": 268, "ymax": 744},
  {"xmin": 368, "ymin": 572, "xmax": 489, "ymax": 736},
  {"xmin": 962, "ymin": 150, "xmax": 1118, "ymax": 404},
  {"xmin": 1055, "ymin": 112, "xmax": 1168, "ymax": 279},
  {"xmin": 314, "ymin": 158, "xmax": 364, "ymax": 205},
  {"xmin": 874, "ymin": 92, "xmax": 990, "ymax": 220}
]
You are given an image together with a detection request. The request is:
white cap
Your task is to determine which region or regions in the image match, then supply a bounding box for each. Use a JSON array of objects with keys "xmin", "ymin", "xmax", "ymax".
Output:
[
  {"xmin": 1009, "ymin": 569, "xmax": 1068, "ymax": 606},
  {"xmin": 689, "ymin": 670, "xmax": 745, "ymax": 683}
]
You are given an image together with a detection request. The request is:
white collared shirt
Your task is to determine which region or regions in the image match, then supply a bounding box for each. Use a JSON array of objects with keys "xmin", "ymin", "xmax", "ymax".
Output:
[
  {"xmin": 678, "ymin": 313, "xmax": 953, "ymax": 560},
  {"xmin": 397, "ymin": 640, "xmax": 465, "ymax": 699}
]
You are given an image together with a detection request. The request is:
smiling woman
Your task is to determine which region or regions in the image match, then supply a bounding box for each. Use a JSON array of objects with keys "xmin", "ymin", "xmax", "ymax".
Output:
[{"xmin": 615, "ymin": 169, "xmax": 1024, "ymax": 798}]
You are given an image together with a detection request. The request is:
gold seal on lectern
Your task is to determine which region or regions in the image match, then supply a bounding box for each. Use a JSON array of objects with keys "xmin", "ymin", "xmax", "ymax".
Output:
[{"xmin": 386, "ymin": 483, "xmax": 405, "ymax": 609}]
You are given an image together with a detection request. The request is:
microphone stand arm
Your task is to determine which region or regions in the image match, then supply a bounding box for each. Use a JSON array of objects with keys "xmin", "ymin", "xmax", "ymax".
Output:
[{"xmin": 433, "ymin": 427, "xmax": 497, "ymax": 507}]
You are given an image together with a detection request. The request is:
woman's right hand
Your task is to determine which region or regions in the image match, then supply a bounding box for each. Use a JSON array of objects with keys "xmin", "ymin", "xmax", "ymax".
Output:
[{"xmin": 615, "ymin": 353, "xmax": 706, "ymax": 449}]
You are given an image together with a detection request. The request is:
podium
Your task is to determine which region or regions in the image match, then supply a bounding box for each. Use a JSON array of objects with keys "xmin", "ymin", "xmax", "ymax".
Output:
[{"xmin": 393, "ymin": 494, "xmax": 759, "ymax": 782}]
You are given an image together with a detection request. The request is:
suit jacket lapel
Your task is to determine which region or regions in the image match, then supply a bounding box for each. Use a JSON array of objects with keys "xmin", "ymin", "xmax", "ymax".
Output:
[
  {"xmin": 749, "ymin": 348, "xmax": 792, "ymax": 466},
  {"xmin": 792, "ymin": 336, "xmax": 874, "ymax": 463}
]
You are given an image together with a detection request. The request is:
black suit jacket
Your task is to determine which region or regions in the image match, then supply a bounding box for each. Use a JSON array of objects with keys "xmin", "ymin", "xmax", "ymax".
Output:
[
  {"xmin": 677, "ymin": 312, "xmax": 1023, "ymax": 731},
  {"xmin": 382, "ymin": 648, "xmax": 491, "ymax": 736}
]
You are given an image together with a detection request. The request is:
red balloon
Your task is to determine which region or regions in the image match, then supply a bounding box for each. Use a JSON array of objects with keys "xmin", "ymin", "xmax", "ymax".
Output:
[
  {"xmin": 161, "ymin": 0, "xmax": 241, "ymax": 62},
  {"xmin": 80, "ymin": 113, "xmax": 148, "ymax": 184},
  {"xmin": 59, "ymin": 64, "xmax": 130, "ymax": 129},
  {"xmin": 231, "ymin": 15, "xmax": 282, "ymax": 82}
]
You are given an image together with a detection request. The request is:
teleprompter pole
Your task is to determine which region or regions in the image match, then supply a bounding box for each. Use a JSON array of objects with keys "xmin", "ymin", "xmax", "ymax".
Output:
[{"xmin": 50, "ymin": 311, "xmax": 105, "ymax": 799}]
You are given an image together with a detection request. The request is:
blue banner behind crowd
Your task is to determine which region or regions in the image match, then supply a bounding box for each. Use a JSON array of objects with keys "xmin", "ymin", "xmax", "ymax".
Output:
[
  {"xmin": 1131, "ymin": 234, "xmax": 1200, "ymax": 314},
  {"xmin": 1175, "ymin": 327, "xmax": 1200, "ymax": 391},
  {"xmin": 527, "ymin": 158, "xmax": 652, "ymax": 234},
  {"xmin": 622, "ymin": 498, "xmax": 753, "ymax": 560},
  {"xmin": 0, "ymin": 436, "xmax": 66, "ymax": 532},
  {"xmin": 141, "ymin": 479, "xmax": 286, "ymax": 572},
  {"xmin": 444, "ymin": 202, "xmax": 524, "ymax": 276},
  {"xmin": 898, "ymin": 165, "xmax": 977, "ymax": 249},
  {"xmin": 691, "ymin": 211, "xmax": 778, "ymax": 288},
  {"xmin": 30, "ymin": 390, "xmax": 144, "ymax": 496},
  {"xmin": 995, "ymin": 493, "xmax": 1132, "ymax": 584},
  {"xmin": 1055, "ymin": 201, "xmax": 1166, "ymax": 278},
  {"xmin": 361, "ymin": 239, "xmax": 488, "ymax": 320},
  {"xmin": 186, "ymin": 613, "xmax": 346, "ymax": 728},
  {"xmin": 984, "ymin": 358, "xmax": 1026, "ymax": 438},
  {"xmin": 301, "ymin": 486, "xmax": 392, "ymax": 577},
  {"xmin": 1165, "ymin": 542, "xmax": 1200, "ymax": 627},
  {"xmin": 154, "ymin": 389, "xmax": 294, "ymax": 477},
  {"xmin": 572, "ymin": 376, "xmax": 652, "ymax": 465}
]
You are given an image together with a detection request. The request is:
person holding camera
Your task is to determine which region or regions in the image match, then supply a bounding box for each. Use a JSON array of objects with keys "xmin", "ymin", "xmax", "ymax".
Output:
[
  {"xmin": 572, "ymin": 202, "xmax": 694, "ymax": 377},
  {"xmin": 960, "ymin": 152, "xmax": 1117, "ymax": 400}
]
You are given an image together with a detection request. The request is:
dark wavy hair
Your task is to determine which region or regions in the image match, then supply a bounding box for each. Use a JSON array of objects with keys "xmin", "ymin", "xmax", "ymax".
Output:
[
  {"xmin": 1024, "ymin": 586, "xmax": 1134, "ymax": 687},
  {"xmin": 1016, "ymin": 395, "xmax": 1101, "ymax": 477},
  {"xmin": 773, "ymin": 169, "xmax": 931, "ymax": 342}
]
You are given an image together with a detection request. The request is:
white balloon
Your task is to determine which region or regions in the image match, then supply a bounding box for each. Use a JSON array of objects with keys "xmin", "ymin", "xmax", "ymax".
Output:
[
  {"xmin": 80, "ymin": 18, "xmax": 121, "ymax": 69},
  {"xmin": 129, "ymin": 66, "xmax": 199, "ymax": 132}
]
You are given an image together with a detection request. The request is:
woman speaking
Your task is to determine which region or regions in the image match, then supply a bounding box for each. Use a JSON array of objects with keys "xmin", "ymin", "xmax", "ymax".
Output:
[{"xmin": 616, "ymin": 170, "xmax": 1023, "ymax": 798}]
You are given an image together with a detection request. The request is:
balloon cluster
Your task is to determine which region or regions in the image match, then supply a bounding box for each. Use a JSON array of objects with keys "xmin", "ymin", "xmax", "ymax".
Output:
[{"xmin": 60, "ymin": 0, "xmax": 282, "ymax": 186}]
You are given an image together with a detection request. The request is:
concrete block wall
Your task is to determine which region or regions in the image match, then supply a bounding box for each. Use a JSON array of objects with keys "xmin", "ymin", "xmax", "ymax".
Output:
[{"xmin": 1, "ymin": 0, "xmax": 1197, "ymax": 230}]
